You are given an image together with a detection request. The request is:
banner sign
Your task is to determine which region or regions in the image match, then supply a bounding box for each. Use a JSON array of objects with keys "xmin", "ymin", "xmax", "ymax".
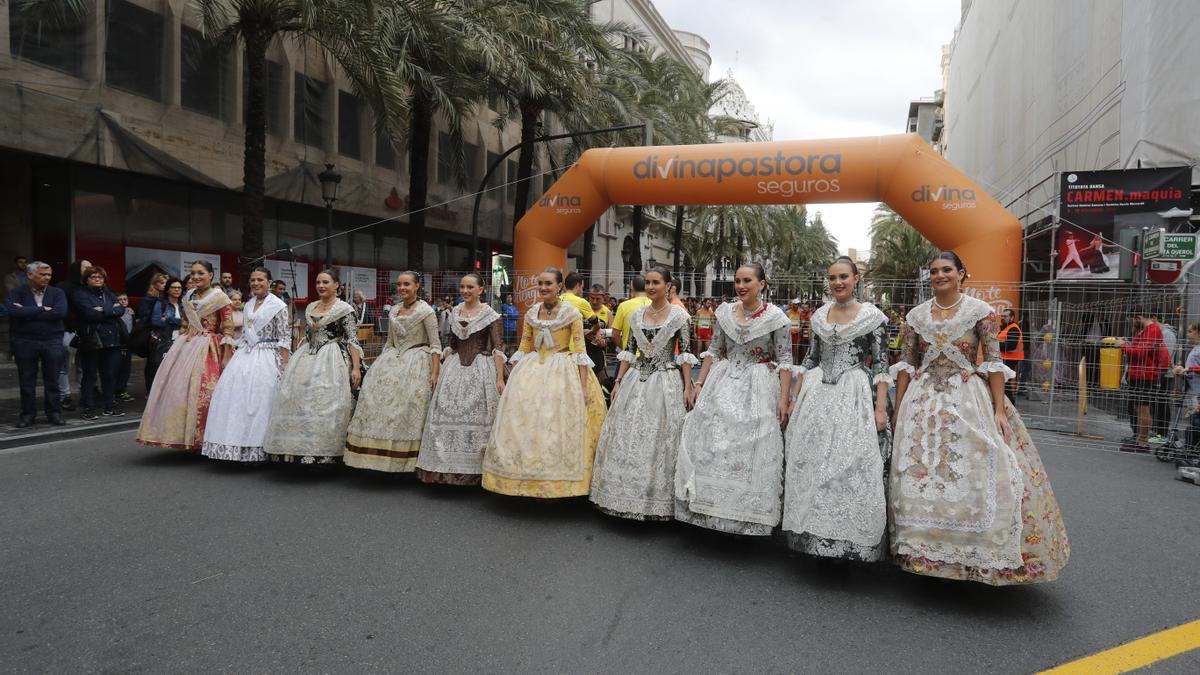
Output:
[
  {"xmin": 264, "ymin": 259, "xmax": 309, "ymax": 300},
  {"xmin": 125, "ymin": 247, "xmax": 222, "ymax": 296},
  {"xmin": 337, "ymin": 266, "xmax": 378, "ymax": 301},
  {"xmin": 1060, "ymin": 167, "xmax": 1190, "ymax": 226},
  {"xmin": 1054, "ymin": 167, "xmax": 1192, "ymax": 281}
]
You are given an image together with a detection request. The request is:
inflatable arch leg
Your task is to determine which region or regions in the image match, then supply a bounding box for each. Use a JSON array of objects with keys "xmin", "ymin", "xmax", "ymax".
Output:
[{"xmin": 513, "ymin": 134, "xmax": 1019, "ymax": 314}]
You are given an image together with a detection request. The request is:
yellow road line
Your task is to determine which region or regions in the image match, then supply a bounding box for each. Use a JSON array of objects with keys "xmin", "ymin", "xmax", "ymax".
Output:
[{"xmin": 1040, "ymin": 619, "xmax": 1200, "ymax": 674}]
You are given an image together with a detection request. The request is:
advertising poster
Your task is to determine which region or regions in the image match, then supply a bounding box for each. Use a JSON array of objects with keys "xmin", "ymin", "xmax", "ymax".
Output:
[
  {"xmin": 1056, "ymin": 167, "xmax": 1190, "ymax": 281},
  {"xmin": 264, "ymin": 259, "xmax": 309, "ymax": 300},
  {"xmin": 337, "ymin": 266, "xmax": 378, "ymax": 301},
  {"xmin": 125, "ymin": 247, "xmax": 222, "ymax": 295}
]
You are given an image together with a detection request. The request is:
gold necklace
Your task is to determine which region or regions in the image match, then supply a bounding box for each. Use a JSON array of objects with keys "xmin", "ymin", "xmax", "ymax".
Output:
[{"xmin": 932, "ymin": 294, "xmax": 963, "ymax": 320}]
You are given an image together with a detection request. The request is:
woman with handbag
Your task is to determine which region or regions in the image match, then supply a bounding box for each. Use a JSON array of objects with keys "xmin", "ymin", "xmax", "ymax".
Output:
[
  {"xmin": 137, "ymin": 261, "xmax": 234, "ymax": 451},
  {"xmin": 70, "ymin": 266, "xmax": 127, "ymax": 420}
]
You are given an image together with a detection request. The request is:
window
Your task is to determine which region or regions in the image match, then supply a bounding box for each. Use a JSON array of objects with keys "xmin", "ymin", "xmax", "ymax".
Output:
[
  {"xmin": 506, "ymin": 159, "xmax": 519, "ymax": 205},
  {"xmin": 376, "ymin": 134, "xmax": 398, "ymax": 171},
  {"xmin": 294, "ymin": 73, "xmax": 328, "ymax": 147},
  {"xmin": 463, "ymin": 141, "xmax": 481, "ymax": 188},
  {"xmin": 8, "ymin": 2, "xmax": 85, "ymax": 75},
  {"xmin": 243, "ymin": 59, "xmax": 284, "ymax": 136},
  {"xmin": 437, "ymin": 132, "xmax": 454, "ymax": 185},
  {"xmin": 181, "ymin": 26, "xmax": 224, "ymax": 118},
  {"xmin": 338, "ymin": 91, "xmax": 361, "ymax": 159},
  {"xmin": 105, "ymin": 0, "xmax": 164, "ymax": 100},
  {"xmin": 486, "ymin": 151, "xmax": 502, "ymax": 196}
]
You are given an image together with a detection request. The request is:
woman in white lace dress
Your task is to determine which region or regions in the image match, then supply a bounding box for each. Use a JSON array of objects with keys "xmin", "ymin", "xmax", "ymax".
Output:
[
  {"xmin": 590, "ymin": 267, "xmax": 696, "ymax": 520},
  {"xmin": 345, "ymin": 272, "xmax": 442, "ymax": 473},
  {"xmin": 890, "ymin": 251, "xmax": 1069, "ymax": 585},
  {"xmin": 675, "ymin": 263, "xmax": 793, "ymax": 535},
  {"xmin": 482, "ymin": 268, "xmax": 607, "ymax": 498},
  {"xmin": 416, "ymin": 273, "xmax": 506, "ymax": 485},
  {"xmin": 783, "ymin": 257, "xmax": 891, "ymax": 560},
  {"xmin": 263, "ymin": 269, "xmax": 363, "ymax": 464},
  {"xmin": 202, "ymin": 267, "xmax": 291, "ymax": 462}
]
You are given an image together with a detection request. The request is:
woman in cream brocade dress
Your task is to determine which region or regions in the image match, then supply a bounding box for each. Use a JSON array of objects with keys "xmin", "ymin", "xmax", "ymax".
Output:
[
  {"xmin": 344, "ymin": 286, "xmax": 442, "ymax": 473},
  {"xmin": 483, "ymin": 294, "xmax": 606, "ymax": 498}
]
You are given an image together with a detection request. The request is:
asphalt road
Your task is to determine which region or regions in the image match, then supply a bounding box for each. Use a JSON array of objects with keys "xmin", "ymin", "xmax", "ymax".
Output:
[{"xmin": 2, "ymin": 430, "xmax": 1198, "ymax": 673}]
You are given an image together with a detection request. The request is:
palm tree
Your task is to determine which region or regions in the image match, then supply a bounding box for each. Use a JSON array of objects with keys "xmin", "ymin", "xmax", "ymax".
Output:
[
  {"xmin": 486, "ymin": 0, "xmax": 638, "ymax": 231},
  {"xmin": 197, "ymin": 0, "xmax": 406, "ymax": 279},
  {"xmin": 868, "ymin": 204, "xmax": 937, "ymax": 305},
  {"xmin": 379, "ymin": 1, "xmax": 490, "ymax": 270}
]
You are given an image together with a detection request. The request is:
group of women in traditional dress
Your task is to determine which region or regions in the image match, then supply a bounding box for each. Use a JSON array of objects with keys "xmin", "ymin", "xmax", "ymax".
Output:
[{"xmin": 135, "ymin": 252, "xmax": 1069, "ymax": 587}]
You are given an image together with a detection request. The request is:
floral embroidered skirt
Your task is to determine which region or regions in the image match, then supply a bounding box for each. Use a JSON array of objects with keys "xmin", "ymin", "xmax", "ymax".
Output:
[
  {"xmin": 674, "ymin": 361, "xmax": 784, "ymax": 536},
  {"xmin": 590, "ymin": 366, "xmax": 685, "ymax": 520},
  {"xmin": 783, "ymin": 367, "xmax": 890, "ymax": 561},
  {"xmin": 345, "ymin": 346, "xmax": 434, "ymax": 473},
  {"xmin": 263, "ymin": 344, "xmax": 353, "ymax": 463},
  {"xmin": 415, "ymin": 354, "xmax": 500, "ymax": 485},
  {"xmin": 482, "ymin": 353, "xmax": 606, "ymax": 498},
  {"xmin": 890, "ymin": 367, "xmax": 1069, "ymax": 585},
  {"xmin": 136, "ymin": 334, "xmax": 223, "ymax": 451}
]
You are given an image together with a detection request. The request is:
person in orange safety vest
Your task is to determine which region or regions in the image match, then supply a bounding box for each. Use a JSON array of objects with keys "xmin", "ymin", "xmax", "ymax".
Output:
[{"xmin": 999, "ymin": 308, "xmax": 1025, "ymax": 399}]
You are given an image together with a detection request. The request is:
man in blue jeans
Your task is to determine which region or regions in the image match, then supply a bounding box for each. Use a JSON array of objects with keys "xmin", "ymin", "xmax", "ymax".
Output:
[{"xmin": 4, "ymin": 261, "xmax": 67, "ymax": 427}]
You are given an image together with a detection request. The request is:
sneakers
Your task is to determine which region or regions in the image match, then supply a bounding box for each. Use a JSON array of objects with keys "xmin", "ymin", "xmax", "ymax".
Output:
[
  {"xmin": 103, "ymin": 409, "xmax": 126, "ymax": 418},
  {"xmin": 81, "ymin": 409, "xmax": 99, "ymax": 421},
  {"xmin": 116, "ymin": 391, "xmax": 135, "ymax": 403},
  {"xmin": 60, "ymin": 398, "xmax": 76, "ymax": 411},
  {"xmin": 1148, "ymin": 434, "xmax": 1168, "ymax": 445}
]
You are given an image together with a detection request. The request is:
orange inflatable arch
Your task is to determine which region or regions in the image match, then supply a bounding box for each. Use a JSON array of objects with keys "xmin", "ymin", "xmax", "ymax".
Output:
[{"xmin": 513, "ymin": 134, "xmax": 1020, "ymax": 312}]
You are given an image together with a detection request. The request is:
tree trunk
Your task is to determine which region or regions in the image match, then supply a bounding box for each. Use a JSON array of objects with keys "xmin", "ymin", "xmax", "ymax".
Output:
[
  {"xmin": 716, "ymin": 213, "xmax": 725, "ymax": 280},
  {"xmin": 582, "ymin": 223, "xmax": 594, "ymax": 278},
  {"xmin": 240, "ymin": 33, "xmax": 268, "ymax": 284},
  {"xmin": 630, "ymin": 206, "xmax": 644, "ymax": 271},
  {"xmin": 407, "ymin": 91, "xmax": 432, "ymax": 270},
  {"xmin": 673, "ymin": 205, "xmax": 684, "ymax": 277},
  {"xmin": 511, "ymin": 102, "xmax": 541, "ymax": 235}
]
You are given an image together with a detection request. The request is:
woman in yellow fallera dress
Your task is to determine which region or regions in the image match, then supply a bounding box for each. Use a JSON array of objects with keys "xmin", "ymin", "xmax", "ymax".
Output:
[{"xmin": 482, "ymin": 268, "xmax": 607, "ymax": 498}]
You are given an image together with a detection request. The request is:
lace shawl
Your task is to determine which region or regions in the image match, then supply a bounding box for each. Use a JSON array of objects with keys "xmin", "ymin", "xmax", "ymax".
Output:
[
  {"xmin": 240, "ymin": 292, "xmax": 288, "ymax": 350},
  {"xmin": 524, "ymin": 302, "xmax": 582, "ymax": 351},
  {"xmin": 449, "ymin": 303, "xmax": 500, "ymax": 340},
  {"xmin": 713, "ymin": 301, "xmax": 790, "ymax": 345},
  {"xmin": 891, "ymin": 296, "xmax": 991, "ymax": 376},
  {"xmin": 629, "ymin": 305, "xmax": 691, "ymax": 359}
]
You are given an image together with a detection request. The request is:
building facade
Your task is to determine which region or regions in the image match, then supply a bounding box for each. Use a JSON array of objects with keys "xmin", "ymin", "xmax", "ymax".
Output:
[{"xmin": 939, "ymin": 0, "xmax": 1199, "ymax": 281}]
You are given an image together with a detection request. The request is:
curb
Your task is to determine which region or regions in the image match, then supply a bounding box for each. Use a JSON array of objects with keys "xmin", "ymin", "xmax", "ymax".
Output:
[{"xmin": 0, "ymin": 418, "xmax": 142, "ymax": 450}]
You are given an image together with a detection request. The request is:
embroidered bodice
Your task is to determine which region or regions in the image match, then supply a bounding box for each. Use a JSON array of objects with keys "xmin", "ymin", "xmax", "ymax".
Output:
[
  {"xmin": 446, "ymin": 304, "xmax": 503, "ymax": 367},
  {"xmin": 510, "ymin": 302, "xmax": 591, "ymax": 366},
  {"xmin": 892, "ymin": 295, "xmax": 1014, "ymax": 382},
  {"xmin": 700, "ymin": 302, "xmax": 793, "ymax": 376},
  {"xmin": 239, "ymin": 294, "xmax": 291, "ymax": 352},
  {"xmin": 302, "ymin": 300, "xmax": 364, "ymax": 359},
  {"xmin": 618, "ymin": 305, "xmax": 696, "ymax": 381},
  {"xmin": 385, "ymin": 300, "xmax": 441, "ymax": 356},
  {"xmin": 798, "ymin": 303, "xmax": 889, "ymax": 385}
]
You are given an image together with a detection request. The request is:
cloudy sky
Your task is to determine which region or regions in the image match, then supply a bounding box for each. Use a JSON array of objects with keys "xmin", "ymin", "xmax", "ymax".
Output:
[{"xmin": 654, "ymin": 0, "xmax": 961, "ymax": 255}]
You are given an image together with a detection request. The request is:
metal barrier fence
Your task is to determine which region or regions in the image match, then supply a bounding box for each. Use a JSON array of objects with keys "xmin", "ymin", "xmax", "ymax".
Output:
[{"xmin": 337, "ymin": 270, "xmax": 1197, "ymax": 461}]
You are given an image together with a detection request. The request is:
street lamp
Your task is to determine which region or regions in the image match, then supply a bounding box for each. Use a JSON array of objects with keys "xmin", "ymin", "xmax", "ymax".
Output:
[{"xmin": 318, "ymin": 163, "xmax": 341, "ymax": 269}]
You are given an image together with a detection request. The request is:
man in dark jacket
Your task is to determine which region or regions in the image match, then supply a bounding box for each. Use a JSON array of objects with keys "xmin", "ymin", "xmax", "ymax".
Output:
[
  {"xmin": 55, "ymin": 259, "xmax": 90, "ymax": 410},
  {"xmin": 4, "ymin": 261, "xmax": 67, "ymax": 427}
]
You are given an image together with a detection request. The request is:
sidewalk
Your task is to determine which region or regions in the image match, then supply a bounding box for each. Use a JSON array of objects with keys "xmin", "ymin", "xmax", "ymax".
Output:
[{"xmin": 0, "ymin": 356, "xmax": 146, "ymax": 449}]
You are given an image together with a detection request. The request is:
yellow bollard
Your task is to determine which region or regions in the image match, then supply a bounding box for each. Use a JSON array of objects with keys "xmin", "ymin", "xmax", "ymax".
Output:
[{"xmin": 1099, "ymin": 337, "xmax": 1121, "ymax": 391}]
